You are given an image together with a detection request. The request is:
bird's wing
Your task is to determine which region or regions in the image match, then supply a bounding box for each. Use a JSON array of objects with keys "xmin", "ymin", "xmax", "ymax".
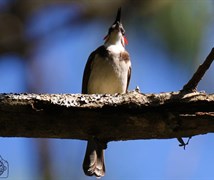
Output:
[
  {"xmin": 126, "ymin": 65, "xmax": 131, "ymax": 92},
  {"xmin": 120, "ymin": 50, "xmax": 131, "ymax": 92},
  {"xmin": 82, "ymin": 46, "xmax": 107, "ymax": 93}
]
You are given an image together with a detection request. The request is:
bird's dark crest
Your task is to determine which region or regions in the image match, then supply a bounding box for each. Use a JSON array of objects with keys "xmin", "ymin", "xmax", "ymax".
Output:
[{"xmin": 114, "ymin": 7, "xmax": 121, "ymax": 24}]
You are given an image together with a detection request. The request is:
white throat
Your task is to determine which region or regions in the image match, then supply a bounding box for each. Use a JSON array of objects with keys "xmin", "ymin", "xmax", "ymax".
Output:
[{"xmin": 104, "ymin": 40, "xmax": 125, "ymax": 54}]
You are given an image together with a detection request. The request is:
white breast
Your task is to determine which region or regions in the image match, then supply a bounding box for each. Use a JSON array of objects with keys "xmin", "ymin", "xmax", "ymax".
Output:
[{"xmin": 87, "ymin": 50, "xmax": 130, "ymax": 94}]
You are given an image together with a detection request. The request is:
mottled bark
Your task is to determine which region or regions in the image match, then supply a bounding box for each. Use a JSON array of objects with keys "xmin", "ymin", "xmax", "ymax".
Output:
[{"xmin": 0, "ymin": 91, "xmax": 213, "ymax": 142}]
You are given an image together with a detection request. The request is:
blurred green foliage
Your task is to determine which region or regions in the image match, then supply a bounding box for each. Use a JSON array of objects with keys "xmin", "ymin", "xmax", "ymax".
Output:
[
  {"xmin": 154, "ymin": 0, "xmax": 211, "ymax": 61},
  {"xmin": 0, "ymin": 0, "xmax": 212, "ymax": 65}
]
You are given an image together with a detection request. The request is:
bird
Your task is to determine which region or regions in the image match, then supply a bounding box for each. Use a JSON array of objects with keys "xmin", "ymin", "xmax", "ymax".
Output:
[{"xmin": 82, "ymin": 7, "xmax": 131, "ymax": 178}]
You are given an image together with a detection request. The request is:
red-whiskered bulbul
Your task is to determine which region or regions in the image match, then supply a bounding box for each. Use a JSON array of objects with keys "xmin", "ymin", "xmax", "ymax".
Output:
[{"xmin": 82, "ymin": 8, "xmax": 131, "ymax": 178}]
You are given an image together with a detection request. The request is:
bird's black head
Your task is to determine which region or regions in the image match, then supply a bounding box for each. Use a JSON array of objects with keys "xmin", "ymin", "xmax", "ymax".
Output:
[
  {"xmin": 104, "ymin": 8, "xmax": 128, "ymax": 46},
  {"xmin": 108, "ymin": 8, "xmax": 125, "ymax": 36}
]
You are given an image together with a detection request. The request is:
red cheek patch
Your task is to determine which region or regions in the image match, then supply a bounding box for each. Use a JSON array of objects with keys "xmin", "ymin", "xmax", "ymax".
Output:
[{"xmin": 123, "ymin": 36, "xmax": 128, "ymax": 45}]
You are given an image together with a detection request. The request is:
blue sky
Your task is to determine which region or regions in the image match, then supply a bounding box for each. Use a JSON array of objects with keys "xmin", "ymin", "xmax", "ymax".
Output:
[{"xmin": 0, "ymin": 1, "xmax": 214, "ymax": 179}]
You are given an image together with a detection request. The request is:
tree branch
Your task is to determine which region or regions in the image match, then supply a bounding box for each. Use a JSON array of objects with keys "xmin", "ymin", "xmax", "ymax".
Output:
[
  {"xmin": 0, "ymin": 49, "xmax": 214, "ymax": 142},
  {"xmin": 182, "ymin": 48, "xmax": 214, "ymax": 91},
  {"xmin": 0, "ymin": 91, "xmax": 214, "ymax": 142}
]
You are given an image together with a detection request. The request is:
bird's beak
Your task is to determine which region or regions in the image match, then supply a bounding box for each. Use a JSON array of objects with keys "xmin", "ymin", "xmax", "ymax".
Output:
[{"xmin": 113, "ymin": 8, "xmax": 121, "ymax": 24}]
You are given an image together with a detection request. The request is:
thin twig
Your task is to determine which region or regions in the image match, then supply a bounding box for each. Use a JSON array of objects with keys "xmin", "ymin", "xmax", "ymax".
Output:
[
  {"xmin": 182, "ymin": 48, "xmax": 214, "ymax": 92},
  {"xmin": 177, "ymin": 137, "xmax": 192, "ymax": 150}
]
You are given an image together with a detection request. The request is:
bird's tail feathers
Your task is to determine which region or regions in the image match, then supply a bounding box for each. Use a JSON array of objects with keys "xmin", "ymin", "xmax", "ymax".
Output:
[{"xmin": 83, "ymin": 139, "xmax": 106, "ymax": 178}]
